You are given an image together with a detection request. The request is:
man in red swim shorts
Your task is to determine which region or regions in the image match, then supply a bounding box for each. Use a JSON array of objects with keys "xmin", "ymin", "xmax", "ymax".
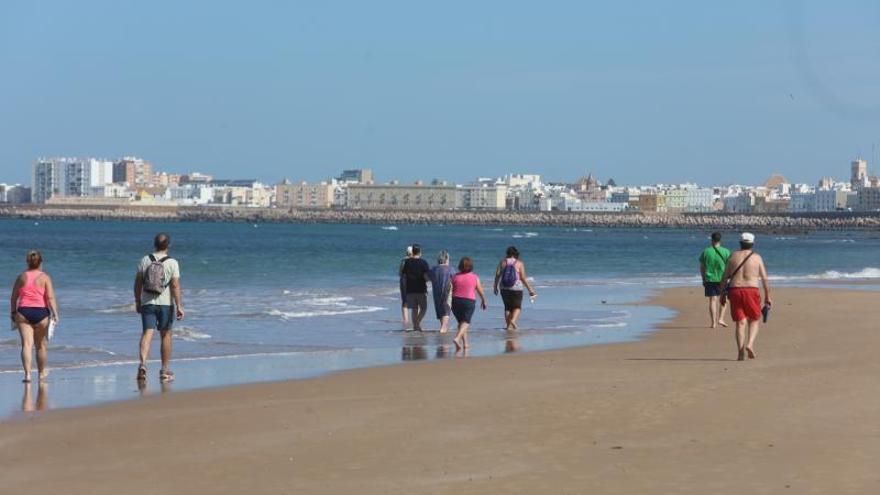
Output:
[{"xmin": 720, "ymin": 233, "xmax": 772, "ymax": 361}]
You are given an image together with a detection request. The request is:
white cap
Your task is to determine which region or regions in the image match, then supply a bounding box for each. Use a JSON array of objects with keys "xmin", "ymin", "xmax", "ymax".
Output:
[
  {"xmin": 741, "ymin": 232, "xmax": 756, "ymax": 243},
  {"xmin": 406, "ymin": 245, "xmax": 413, "ymax": 256}
]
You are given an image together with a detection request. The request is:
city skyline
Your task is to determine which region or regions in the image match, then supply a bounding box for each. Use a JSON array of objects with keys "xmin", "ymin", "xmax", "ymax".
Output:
[{"xmin": 2, "ymin": 2, "xmax": 880, "ymax": 186}]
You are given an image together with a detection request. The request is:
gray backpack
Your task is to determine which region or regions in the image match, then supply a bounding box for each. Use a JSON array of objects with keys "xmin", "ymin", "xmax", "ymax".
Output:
[{"xmin": 142, "ymin": 254, "xmax": 171, "ymax": 295}]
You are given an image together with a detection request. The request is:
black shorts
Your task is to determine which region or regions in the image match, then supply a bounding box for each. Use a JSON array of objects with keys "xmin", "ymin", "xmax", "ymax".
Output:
[
  {"xmin": 500, "ymin": 289, "xmax": 523, "ymax": 311},
  {"xmin": 451, "ymin": 297, "xmax": 476, "ymax": 324},
  {"xmin": 703, "ymin": 282, "xmax": 722, "ymax": 298}
]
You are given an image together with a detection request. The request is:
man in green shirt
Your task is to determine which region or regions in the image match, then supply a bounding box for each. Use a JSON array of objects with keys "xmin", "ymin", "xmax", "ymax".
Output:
[{"xmin": 699, "ymin": 232, "xmax": 731, "ymax": 329}]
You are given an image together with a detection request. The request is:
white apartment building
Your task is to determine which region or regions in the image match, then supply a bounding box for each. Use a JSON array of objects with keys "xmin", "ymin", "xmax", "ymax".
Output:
[
  {"xmin": 0, "ymin": 184, "xmax": 31, "ymax": 203},
  {"xmin": 168, "ymin": 184, "xmax": 214, "ymax": 205},
  {"xmin": 32, "ymin": 157, "xmax": 113, "ymax": 203}
]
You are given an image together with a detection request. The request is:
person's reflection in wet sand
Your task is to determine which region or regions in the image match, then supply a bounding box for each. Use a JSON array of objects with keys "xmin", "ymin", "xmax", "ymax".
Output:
[
  {"xmin": 402, "ymin": 345, "xmax": 428, "ymax": 361},
  {"xmin": 454, "ymin": 347, "xmax": 469, "ymax": 358},
  {"xmin": 138, "ymin": 378, "xmax": 174, "ymax": 397},
  {"xmin": 505, "ymin": 333, "xmax": 521, "ymax": 353},
  {"xmin": 21, "ymin": 381, "xmax": 49, "ymax": 412},
  {"xmin": 435, "ymin": 344, "xmax": 451, "ymax": 359}
]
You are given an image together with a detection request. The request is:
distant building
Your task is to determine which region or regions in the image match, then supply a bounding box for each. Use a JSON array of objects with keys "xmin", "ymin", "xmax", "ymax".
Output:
[
  {"xmin": 32, "ymin": 158, "xmax": 68, "ymax": 203},
  {"xmin": 346, "ymin": 183, "xmax": 457, "ymax": 210},
  {"xmin": 179, "ymin": 172, "xmax": 213, "ymax": 184},
  {"xmin": 113, "ymin": 157, "xmax": 153, "ymax": 188},
  {"xmin": 275, "ymin": 180, "xmax": 335, "ymax": 209},
  {"xmin": 0, "ymin": 184, "xmax": 31, "ymax": 204},
  {"xmin": 851, "ymin": 159, "xmax": 868, "ymax": 190},
  {"xmin": 458, "ymin": 184, "xmax": 508, "ymax": 210},
  {"xmin": 857, "ymin": 187, "xmax": 880, "ymax": 212},
  {"xmin": 65, "ymin": 159, "xmax": 113, "ymax": 197},
  {"xmin": 638, "ymin": 193, "xmax": 667, "ymax": 212},
  {"xmin": 32, "ymin": 157, "xmax": 113, "ymax": 203},
  {"xmin": 337, "ymin": 169, "xmax": 373, "ymax": 185}
]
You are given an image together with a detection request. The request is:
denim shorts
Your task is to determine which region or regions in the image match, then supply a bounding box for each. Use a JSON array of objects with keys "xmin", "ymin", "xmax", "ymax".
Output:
[
  {"xmin": 451, "ymin": 297, "xmax": 476, "ymax": 324},
  {"xmin": 141, "ymin": 304, "xmax": 175, "ymax": 332}
]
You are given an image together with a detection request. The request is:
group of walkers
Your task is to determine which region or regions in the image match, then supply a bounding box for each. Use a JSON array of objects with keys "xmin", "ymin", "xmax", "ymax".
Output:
[
  {"xmin": 398, "ymin": 245, "xmax": 538, "ymax": 350},
  {"xmin": 9, "ymin": 233, "xmax": 184, "ymax": 384},
  {"xmin": 699, "ymin": 231, "xmax": 772, "ymax": 361},
  {"xmin": 8, "ymin": 230, "xmax": 772, "ymax": 385}
]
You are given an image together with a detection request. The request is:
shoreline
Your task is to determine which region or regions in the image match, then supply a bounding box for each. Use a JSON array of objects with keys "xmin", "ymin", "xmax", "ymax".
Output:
[
  {"xmin": 4, "ymin": 204, "xmax": 880, "ymax": 231},
  {"xmin": 2, "ymin": 286, "xmax": 879, "ymax": 493}
]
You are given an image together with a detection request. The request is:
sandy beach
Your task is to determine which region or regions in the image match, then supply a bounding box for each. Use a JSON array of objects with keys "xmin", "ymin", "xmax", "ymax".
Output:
[{"xmin": 1, "ymin": 286, "xmax": 878, "ymax": 494}]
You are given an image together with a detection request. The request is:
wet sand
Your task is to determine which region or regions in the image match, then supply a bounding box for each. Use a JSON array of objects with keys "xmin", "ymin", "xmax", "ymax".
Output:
[{"xmin": 1, "ymin": 287, "xmax": 878, "ymax": 494}]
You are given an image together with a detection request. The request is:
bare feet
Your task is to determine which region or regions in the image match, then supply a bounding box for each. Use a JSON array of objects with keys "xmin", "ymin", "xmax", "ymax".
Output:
[
  {"xmin": 717, "ymin": 320, "xmax": 728, "ymax": 328},
  {"xmin": 39, "ymin": 370, "xmax": 50, "ymax": 382},
  {"xmin": 453, "ymin": 337, "xmax": 463, "ymax": 350},
  {"xmin": 737, "ymin": 349, "xmax": 746, "ymax": 361},
  {"xmin": 22, "ymin": 375, "xmax": 31, "ymax": 383},
  {"xmin": 439, "ymin": 328, "xmax": 447, "ymax": 334},
  {"xmin": 746, "ymin": 347, "xmax": 756, "ymax": 359}
]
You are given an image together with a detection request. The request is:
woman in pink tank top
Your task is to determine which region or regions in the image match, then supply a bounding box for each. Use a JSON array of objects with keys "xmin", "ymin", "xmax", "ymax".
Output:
[
  {"xmin": 450, "ymin": 257, "xmax": 487, "ymax": 352},
  {"xmin": 10, "ymin": 250, "xmax": 59, "ymax": 383}
]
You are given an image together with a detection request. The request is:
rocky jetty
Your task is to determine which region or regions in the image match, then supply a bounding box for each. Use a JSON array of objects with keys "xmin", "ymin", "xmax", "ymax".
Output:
[{"xmin": 2, "ymin": 204, "xmax": 880, "ymax": 232}]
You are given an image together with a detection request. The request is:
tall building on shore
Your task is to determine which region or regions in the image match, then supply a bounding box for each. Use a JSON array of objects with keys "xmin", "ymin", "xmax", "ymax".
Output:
[
  {"xmin": 32, "ymin": 157, "xmax": 113, "ymax": 203},
  {"xmin": 32, "ymin": 158, "xmax": 67, "ymax": 203},
  {"xmin": 113, "ymin": 157, "xmax": 153, "ymax": 188},
  {"xmin": 851, "ymin": 158, "xmax": 868, "ymax": 189}
]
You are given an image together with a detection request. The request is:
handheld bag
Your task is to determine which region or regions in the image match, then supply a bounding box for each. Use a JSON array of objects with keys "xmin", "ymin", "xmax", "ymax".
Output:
[{"xmin": 142, "ymin": 255, "xmax": 172, "ymax": 295}]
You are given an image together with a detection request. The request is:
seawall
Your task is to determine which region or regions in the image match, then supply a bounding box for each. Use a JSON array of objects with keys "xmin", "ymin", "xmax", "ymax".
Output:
[{"xmin": 2, "ymin": 204, "xmax": 880, "ymax": 231}]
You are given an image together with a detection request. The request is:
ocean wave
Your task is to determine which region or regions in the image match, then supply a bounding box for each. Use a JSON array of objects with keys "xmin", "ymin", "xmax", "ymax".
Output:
[
  {"xmin": 805, "ymin": 267, "xmax": 880, "ymax": 280},
  {"xmin": 0, "ymin": 348, "xmax": 367, "ymax": 374},
  {"xmin": 267, "ymin": 306, "xmax": 386, "ymax": 319},
  {"xmin": 0, "ymin": 338, "xmax": 18, "ymax": 348},
  {"xmin": 381, "ymin": 226, "xmax": 399, "ymax": 231},
  {"xmin": 589, "ymin": 322, "xmax": 627, "ymax": 329},
  {"xmin": 51, "ymin": 344, "xmax": 117, "ymax": 355},
  {"xmin": 300, "ymin": 296, "xmax": 354, "ymax": 306},
  {"xmin": 96, "ymin": 303, "xmax": 137, "ymax": 314},
  {"xmin": 175, "ymin": 326, "xmax": 212, "ymax": 342}
]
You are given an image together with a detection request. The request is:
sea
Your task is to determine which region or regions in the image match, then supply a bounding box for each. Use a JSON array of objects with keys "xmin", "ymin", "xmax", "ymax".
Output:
[{"xmin": 1, "ymin": 219, "xmax": 877, "ymax": 418}]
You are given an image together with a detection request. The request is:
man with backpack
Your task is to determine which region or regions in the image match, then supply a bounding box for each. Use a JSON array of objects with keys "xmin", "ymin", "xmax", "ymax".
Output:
[
  {"xmin": 699, "ymin": 232, "xmax": 731, "ymax": 329},
  {"xmin": 134, "ymin": 233, "xmax": 184, "ymax": 382}
]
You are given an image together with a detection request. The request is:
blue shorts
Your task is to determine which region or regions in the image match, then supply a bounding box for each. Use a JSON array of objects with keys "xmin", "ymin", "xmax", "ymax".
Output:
[
  {"xmin": 141, "ymin": 304, "xmax": 175, "ymax": 332},
  {"xmin": 703, "ymin": 282, "xmax": 722, "ymax": 298},
  {"xmin": 451, "ymin": 297, "xmax": 476, "ymax": 324}
]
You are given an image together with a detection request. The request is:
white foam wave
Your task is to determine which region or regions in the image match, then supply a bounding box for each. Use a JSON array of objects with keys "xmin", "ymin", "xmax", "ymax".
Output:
[
  {"xmin": 267, "ymin": 306, "xmax": 386, "ymax": 319},
  {"xmin": 300, "ymin": 296, "xmax": 354, "ymax": 306},
  {"xmin": 96, "ymin": 303, "xmax": 137, "ymax": 314},
  {"xmin": 175, "ymin": 326, "xmax": 212, "ymax": 342},
  {"xmin": 381, "ymin": 226, "xmax": 399, "ymax": 231},
  {"xmin": 805, "ymin": 267, "xmax": 880, "ymax": 280},
  {"xmin": 0, "ymin": 348, "xmax": 367, "ymax": 374},
  {"xmin": 589, "ymin": 322, "xmax": 627, "ymax": 329}
]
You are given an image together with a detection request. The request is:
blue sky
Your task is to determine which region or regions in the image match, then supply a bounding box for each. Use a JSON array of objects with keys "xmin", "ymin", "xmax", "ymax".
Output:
[{"xmin": 1, "ymin": 1, "xmax": 879, "ymax": 186}]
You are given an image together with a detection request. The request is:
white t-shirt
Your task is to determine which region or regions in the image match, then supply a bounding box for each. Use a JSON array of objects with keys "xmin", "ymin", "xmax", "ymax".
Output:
[{"xmin": 138, "ymin": 253, "xmax": 181, "ymax": 306}]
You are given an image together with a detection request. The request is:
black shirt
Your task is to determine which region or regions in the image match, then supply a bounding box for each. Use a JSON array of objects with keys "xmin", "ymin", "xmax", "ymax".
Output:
[{"xmin": 402, "ymin": 258, "xmax": 430, "ymax": 294}]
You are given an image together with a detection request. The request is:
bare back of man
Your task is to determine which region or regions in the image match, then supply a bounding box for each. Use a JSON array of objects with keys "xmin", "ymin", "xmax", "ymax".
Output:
[{"xmin": 726, "ymin": 250, "xmax": 766, "ymax": 289}]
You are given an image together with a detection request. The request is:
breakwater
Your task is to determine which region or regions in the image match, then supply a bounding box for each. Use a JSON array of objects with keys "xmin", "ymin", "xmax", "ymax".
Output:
[{"xmin": 2, "ymin": 204, "xmax": 880, "ymax": 231}]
